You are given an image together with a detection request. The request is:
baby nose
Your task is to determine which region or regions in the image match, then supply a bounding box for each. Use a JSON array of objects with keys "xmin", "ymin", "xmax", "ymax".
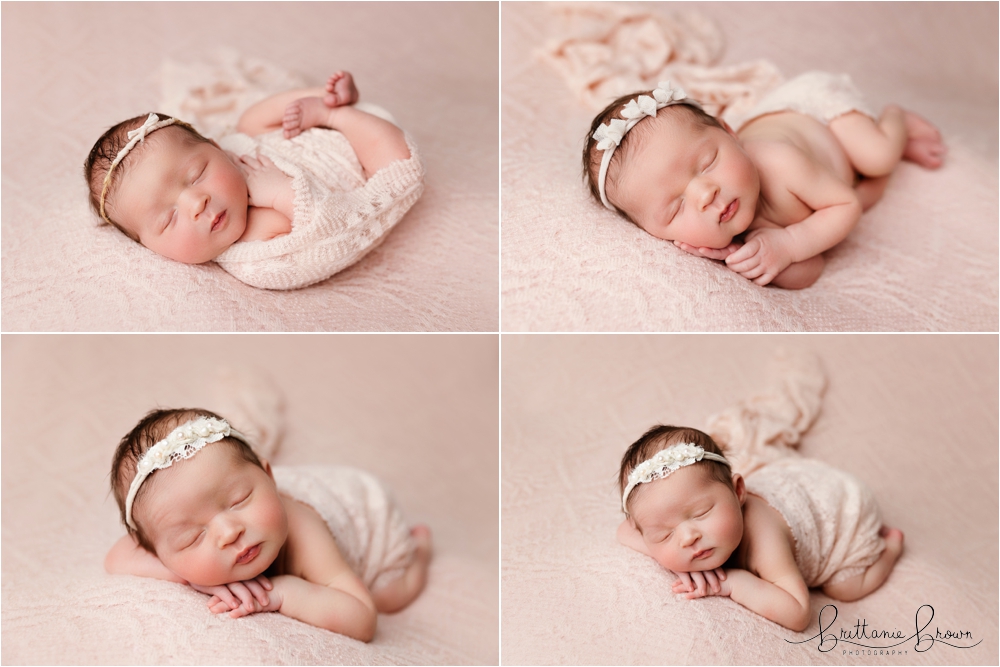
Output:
[
  {"xmin": 183, "ymin": 189, "xmax": 210, "ymax": 218},
  {"xmin": 679, "ymin": 524, "xmax": 701, "ymax": 546},
  {"xmin": 216, "ymin": 517, "xmax": 244, "ymax": 547},
  {"xmin": 695, "ymin": 178, "xmax": 719, "ymax": 210}
]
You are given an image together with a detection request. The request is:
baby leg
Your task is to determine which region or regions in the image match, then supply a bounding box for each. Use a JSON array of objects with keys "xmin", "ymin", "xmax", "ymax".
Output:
[
  {"xmin": 828, "ymin": 108, "xmax": 907, "ymax": 178},
  {"xmin": 821, "ymin": 527, "xmax": 904, "ymax": 602},
  {"xmin": 371, "ymin": 525, "xmax": 432, "ymax": 614}
]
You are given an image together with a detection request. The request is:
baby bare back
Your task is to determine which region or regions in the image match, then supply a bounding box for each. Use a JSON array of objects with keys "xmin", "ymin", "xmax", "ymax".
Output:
[{"xmin": 738, "ymin": 111, "xmax": 856, "ymax": 229}]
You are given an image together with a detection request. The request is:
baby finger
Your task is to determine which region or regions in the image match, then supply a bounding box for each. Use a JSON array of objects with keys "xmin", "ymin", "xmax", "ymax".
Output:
[
  {"xmin": 244, "ymin": 579, "xmax": 270, "ymax": 607},
  {"xmin": 702, "ymin": 570, "xmax": 717, "ymax": 594}
]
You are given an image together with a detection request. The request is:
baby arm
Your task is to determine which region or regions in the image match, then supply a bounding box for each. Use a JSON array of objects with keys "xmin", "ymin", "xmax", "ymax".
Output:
[
  {"xmin": 105, "ymin": 534, "xmax": 186, "ymax": 583},
  {"xmin": 269, "ymin": 572, "xmax": 377, "ymax": 642},
  {"xmin": 726, "ymin": 144, "xmax": 862, "ymax": 287},
  {"xmin": 268, "ymin": 500, "xmax": 378, "ymax": 641},
  {"xmin": 722, "ymin": 568, "xmax": 811, "ymax": 632}
]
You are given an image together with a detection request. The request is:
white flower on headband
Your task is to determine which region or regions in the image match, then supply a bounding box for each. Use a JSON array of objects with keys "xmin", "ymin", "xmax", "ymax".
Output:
[
  {"xmin": 652, "ymin": 83, "xmax": 687, "ymax": 105},
  {"xmin": 621, "ymin": 442, "xmax": 730, "ymax": 514},
  {"xmin": 620, "ymin": 95, "xmax": 658, "ymax": 121},
  {"xmin": 593, "ymin": 118, "xmax": 628, "ymax": 150}
]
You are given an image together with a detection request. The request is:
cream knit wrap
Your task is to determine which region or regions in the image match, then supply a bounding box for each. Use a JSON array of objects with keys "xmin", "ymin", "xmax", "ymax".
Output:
[{"xmin": 215, "ymin": 127, "xmax": 424, "ymax": 290}]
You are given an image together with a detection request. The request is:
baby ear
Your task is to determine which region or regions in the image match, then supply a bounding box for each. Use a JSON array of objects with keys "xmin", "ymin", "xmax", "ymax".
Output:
[
  {"xmin": 259, "ymin": 457, "xmax": 274, "ymax": 479},
  {"xmin": 731, "ymin": 472, "xmax": 747, "ymax": 505}
]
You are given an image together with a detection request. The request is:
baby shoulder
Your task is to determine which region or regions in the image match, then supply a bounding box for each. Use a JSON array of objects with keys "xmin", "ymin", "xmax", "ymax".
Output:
[
  {"xmin": 745, "ymin": 139, "xmax": 817, "ymax": 183},
  {"xmin": 742, "ymin": 495, "xmax": 800, "ymax": 581},
  {"xmin": 282, "ymin": 495, "xmax": 352, "ymax": 584}
]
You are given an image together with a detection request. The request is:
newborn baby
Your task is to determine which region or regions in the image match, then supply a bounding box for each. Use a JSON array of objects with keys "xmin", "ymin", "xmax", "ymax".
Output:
[
  {"xmin": 616, "ymin": 425, "xmax": 904, "ymax": 631},
  {"xmin": 584, "ymin": 72, "xmax": 946, "ymax": 289},
  {"xmin": 105, "ymin": 409, "xmax": 432, "ymax": 641},
  {"xmin": 84, "ymin": 72, "xmax": 424, "ymax": 289}
]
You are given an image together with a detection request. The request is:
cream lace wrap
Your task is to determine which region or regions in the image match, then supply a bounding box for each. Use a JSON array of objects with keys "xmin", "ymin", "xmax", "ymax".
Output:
[
  {"xmin": 706, "ymin": 350, "xmax": 885, "ymax": 588},
  {"xmin": 273, "ymin": 465, "xmax": 415, "ymax": 590},
  {"xmin": 215, "ymin": 128, "xmax": 424, "ymax": 290}
]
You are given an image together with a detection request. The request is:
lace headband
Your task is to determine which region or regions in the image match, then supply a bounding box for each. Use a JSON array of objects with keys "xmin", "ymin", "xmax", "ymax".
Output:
[
  {"xmin": 99, "ymin": 113, "xmax": 191, "ymax": 224},
  {"xmin": 124, "ymin": 416, "xmax": 249, "ymax": 530},
  {"xmin": 621, "ymin": 443, "xmax": 730, "ymax": 514},
  {"xmin": 592, "ymin": 81, "xmax": 702, "ymax": 211}
]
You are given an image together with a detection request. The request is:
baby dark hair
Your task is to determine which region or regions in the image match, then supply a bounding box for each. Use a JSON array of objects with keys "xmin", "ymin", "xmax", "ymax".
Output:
[
  {"xmin": 583, "ymin": 94, "xmax": 723, "ymax": 223},
  {"xmin": 110, "ymin": 407, "xmax": 264, "ymax": 553},
  {"xmin": 618, "ymin": 425, "xmax": 732, "ymax": 514},
  {"xmin": 84, "ymin": 113, "xmax": 213, "ymax": 239}
]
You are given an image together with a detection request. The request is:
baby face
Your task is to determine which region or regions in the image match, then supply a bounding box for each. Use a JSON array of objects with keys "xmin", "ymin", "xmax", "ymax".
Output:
[
  {"xmin": 111, "ymin": 128, "xmax": 248, "ymax": 264},
  {"xmin": 628, "ymin": 463, "xmax": 744, "ymax": 573},
  {"xmin": 136, "ymin": 443, "xmax": 288, "ymax": 587},
  {"xmin": 614, "ymin": 111, "xmax": 759, "ymax": 249}
]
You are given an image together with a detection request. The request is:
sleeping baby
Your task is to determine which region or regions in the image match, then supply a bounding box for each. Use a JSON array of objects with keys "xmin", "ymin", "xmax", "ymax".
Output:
[
  {"xmin": 616, "ymin": 425, "xmax": 904, "ymax": 631},
  {"xmin": 84, "ymin": 72, "xmax": 424, "ymax": 290},
  {"xmin": 583, "ymin": 72, "xmax": 946, "ymax": 289},
  {"xmin": 105, "ymin": 409, "xmax": 432, "ymax": 641}
]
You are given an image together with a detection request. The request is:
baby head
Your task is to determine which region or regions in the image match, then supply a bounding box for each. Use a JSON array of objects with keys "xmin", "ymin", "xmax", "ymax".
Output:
[
  {"xmin": 110, "ymin": 408, "xmax": 287, "ymax": 586},
  {"xmin": 583, "ymin": 83, "xmax": 759, "ymax": 249},
  {"xmin": 619, "ymin": 425, "xmax": 745, "ymax": 573},
  {"xmin": 85, "ymin": 113, "xmax": 248, "ymax": 264}
]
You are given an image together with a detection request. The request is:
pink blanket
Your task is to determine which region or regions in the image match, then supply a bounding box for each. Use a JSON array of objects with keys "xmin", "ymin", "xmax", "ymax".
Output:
[
  {"xmin": 502, "ymin": 2, "xmax": 998, "ymax": 331},
  {"xmin": 1, "ymin": 3, "xmax": 498, "ymax": 331}
]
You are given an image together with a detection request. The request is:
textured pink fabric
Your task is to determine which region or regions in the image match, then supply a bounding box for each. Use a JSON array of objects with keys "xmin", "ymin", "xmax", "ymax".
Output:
[
  {"xmin": 1, "ymin": 2, "xmax": 498, "ymax": 331},
  {"xmin": 1, "ymin": 335, "xmax": 499, "ymax": 664},
  {"xmin": 502, "ymin": 2, "xmax": 998, "ymax": 331},
  {"xmin": 501, "ymin": 334, "xmax": 998, "ymax": 664}
]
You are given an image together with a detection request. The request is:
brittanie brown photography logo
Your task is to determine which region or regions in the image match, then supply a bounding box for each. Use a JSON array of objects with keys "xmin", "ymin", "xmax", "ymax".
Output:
[{"xmin": 786, "ymin": 604, "xmax": 983, "ymax": 656}]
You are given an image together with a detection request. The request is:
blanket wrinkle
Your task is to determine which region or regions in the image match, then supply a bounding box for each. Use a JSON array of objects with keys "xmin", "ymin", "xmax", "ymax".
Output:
[{"xmin": 542, "ymin": 2, "xmax": 783, "ymax": 117}]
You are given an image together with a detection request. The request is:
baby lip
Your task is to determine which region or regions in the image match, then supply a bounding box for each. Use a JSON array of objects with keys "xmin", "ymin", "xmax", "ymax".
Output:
[
  {"xmin": 719, "ymin": 199, "xmax": 738, "ymax": 224},
  {"xmin": 692, "ymin": 548, "xmax": 713, "ymax": 560},
  {"xmin": 211, "ymin": 211, "xmax": 226, "ymax": 231},
  {"xmin": 236, "ymin": 543, "xmax": 260, "ymax": 565}
]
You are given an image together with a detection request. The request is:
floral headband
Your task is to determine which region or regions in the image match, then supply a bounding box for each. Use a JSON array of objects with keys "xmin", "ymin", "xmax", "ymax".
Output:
[
  {"xmin": 124, "ymin": 416, "xmax": 249, "ymax": 530},
  {"xmin": 592, "ymin": 81, "xmax": 703, "ymax": 211},
  {"xmin": 99, "ymin": 113, "xmax": 192, "ymax": 225},
  {"xmin": 621, "ymin": 443, "xmax": 730, "ymax": 514}
]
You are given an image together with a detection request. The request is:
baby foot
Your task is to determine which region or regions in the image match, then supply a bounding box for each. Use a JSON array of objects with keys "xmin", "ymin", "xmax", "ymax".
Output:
[
  {"xmin": 282, "ymin": 97, "xmax": 332, "ymax": 139},
  {"xmin": 902, "ymin": 111, "xmax": 946, "ymax": 169},
  {"xmin": 879, "ymin": 525, "xmax": 905, "ymax": 560},
  {"xmin": 410, "ymin": 524, "xmax": 433, "ymax": 563},
  {"xmin": 324, "ymin": 71, "xmax": 359, "ymax": 108}
]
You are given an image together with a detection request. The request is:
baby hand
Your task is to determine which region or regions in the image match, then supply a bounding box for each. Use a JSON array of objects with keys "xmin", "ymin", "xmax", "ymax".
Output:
[
  {"xmin": 672, "ymin": 568, "xmax": 730, "ymax": 599},
  {"xmin": 673, "ymin": 240, "xmax": 742, "ymax": 261},
  {"xmin": 236, "ymin": 153, "xmax": 291, "ymax": 210},
  {"xmin": 724, "ymin": 228, "xmax": 793, "ymax": 286},
  {"xmin": 191, "ymin": 576, "xmax": 280, "ymax": 618}
]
